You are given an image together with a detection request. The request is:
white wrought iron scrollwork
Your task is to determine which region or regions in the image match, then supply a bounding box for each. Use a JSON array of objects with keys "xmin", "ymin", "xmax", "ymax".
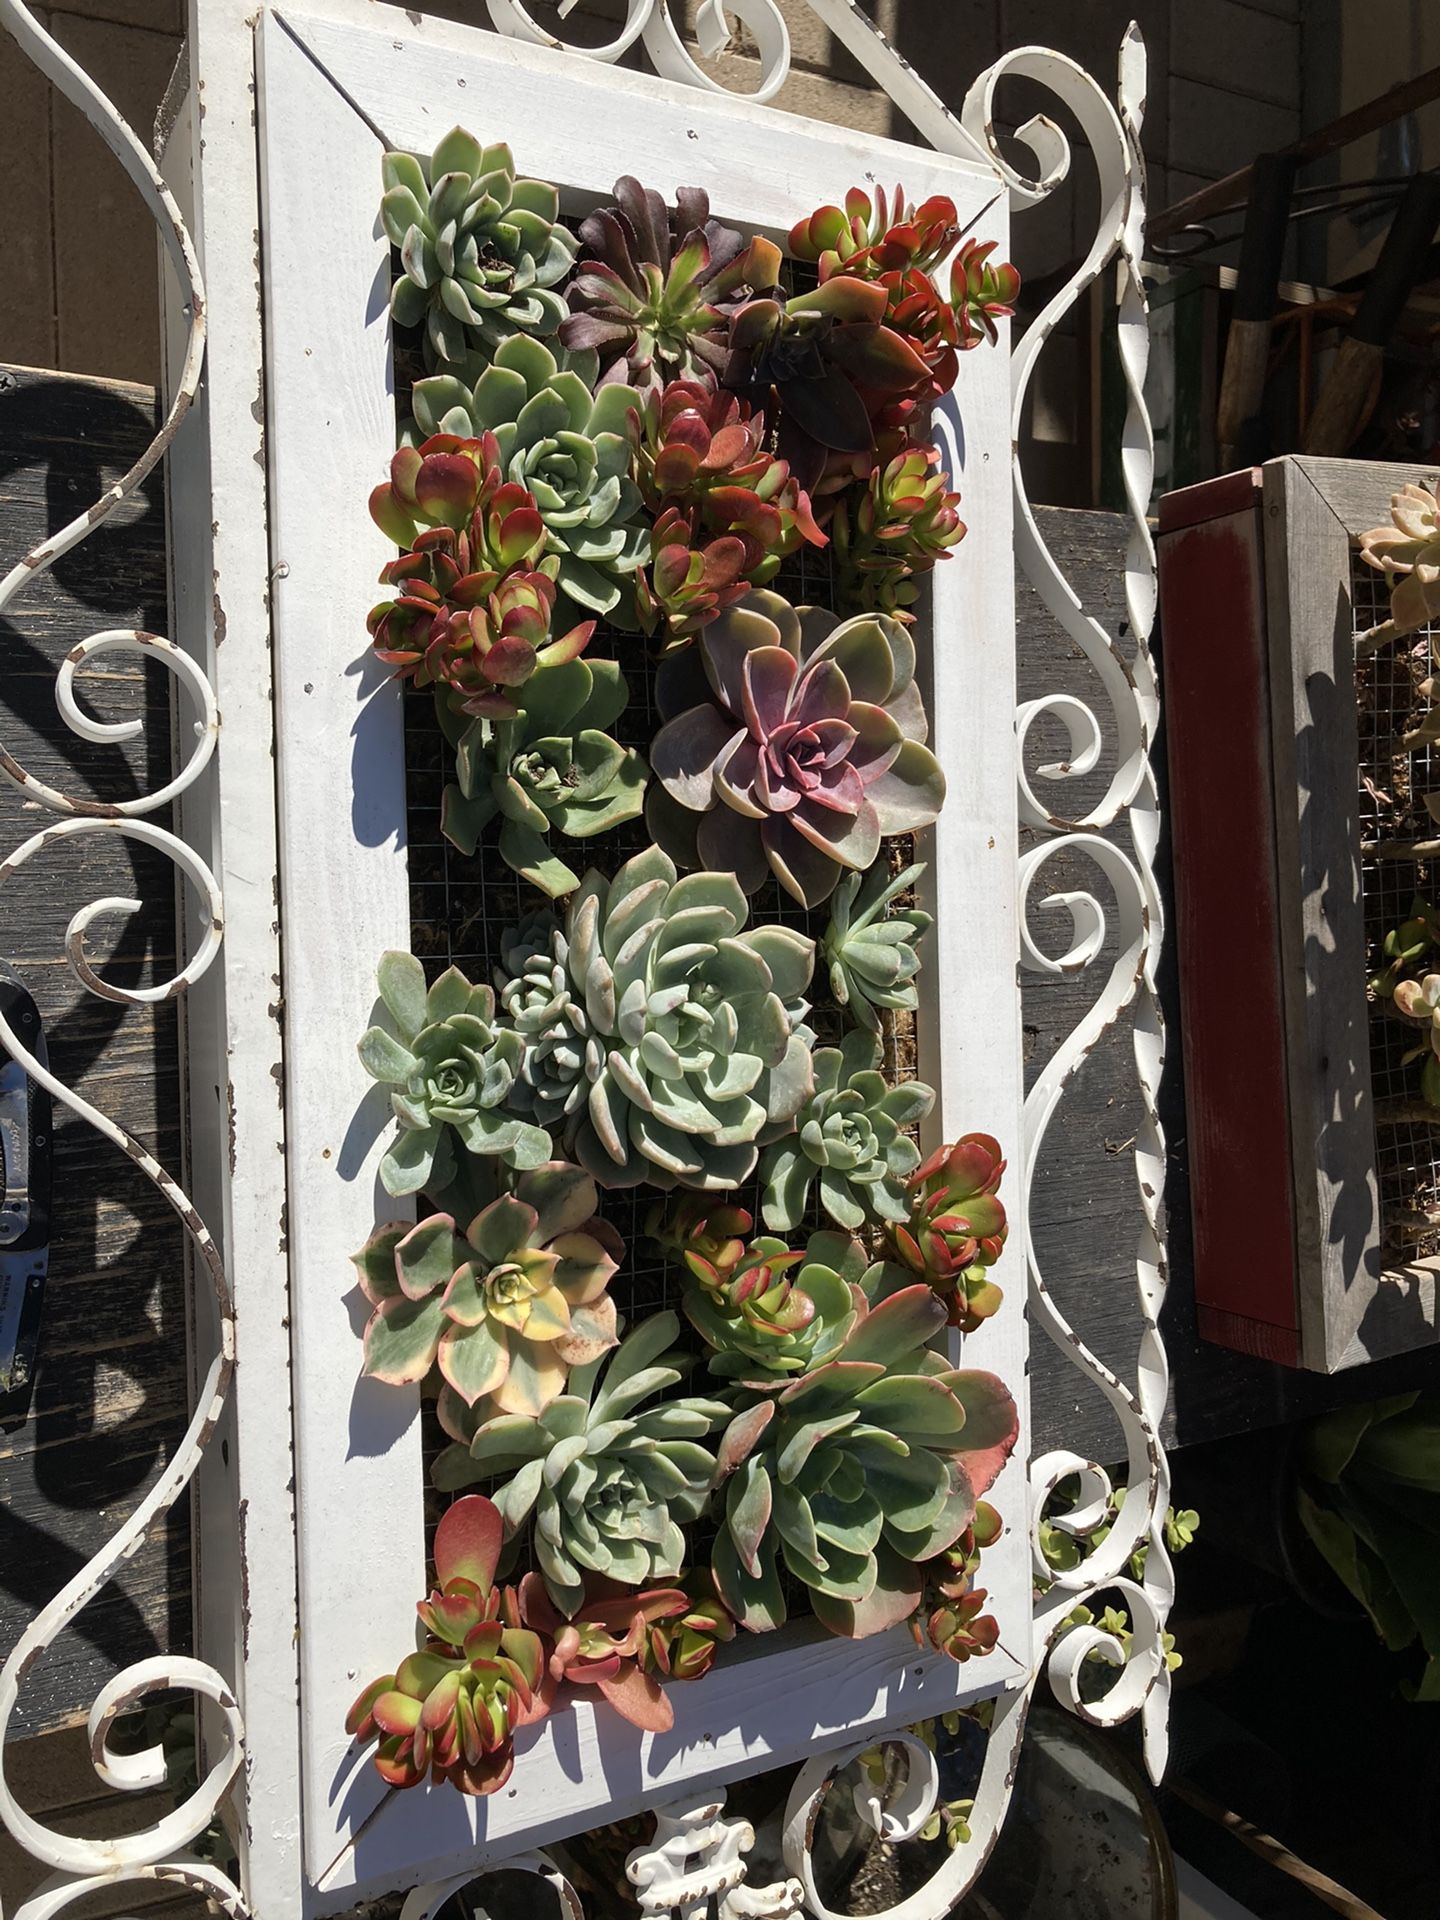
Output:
[{"xmin": 0, "ymin": 4, "xmax": 246, "ymax": 1918}]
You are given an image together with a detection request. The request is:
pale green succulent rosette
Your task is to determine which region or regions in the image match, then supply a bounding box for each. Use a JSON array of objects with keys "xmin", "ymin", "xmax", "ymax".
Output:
[
  {"xmin": 436, "ymin": 658, "xmax": 648, "ymax": 897},
  {"xmin": 492, "ymin": 845, "xmax": 816, "ymax": 1192},
  {"xmin": 381, "ymin": 129, "xmax": 577, "ymax": 368},
  {"xmin": 412, "ymin": 334, "xmax": 649, "ymax": 619},
  {"xmin": 824, "ymin": 860, "xmax": 933, "ymax": 1032},
  {"xmin": 712, "ymin": 1285, "xmax": 1019, "ymax": 1638},
  {"xmin": 357, "ymin": 951, "xmax": 552, "ymax": 1196},
  {"xmin": 760, "ymin": 1029, "xmax": 934, "ymax": 1232},
  {"xmin": 435, "ymin": 1310, "xmax": 730, "ymax": 1617}
]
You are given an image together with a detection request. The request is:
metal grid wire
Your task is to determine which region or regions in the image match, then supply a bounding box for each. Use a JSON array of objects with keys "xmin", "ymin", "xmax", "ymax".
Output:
[
  {"xmin": 404, "ymin": 535, "xmax": 921, "ymax": 1597},
  {"xmin": 1354, "ymin": 555, "xmax": 1440, "ymax": 1259}
]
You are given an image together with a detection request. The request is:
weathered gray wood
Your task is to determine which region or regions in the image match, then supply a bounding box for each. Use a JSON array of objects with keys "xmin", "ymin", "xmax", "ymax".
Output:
[
  {"xmin": 1022, "ymin": 505, "xmax": 1440, "ymax": 1460},
  {"xmin": 1264, "ymin": 456, "xmax": 1440, "ymax": 1370},
  {"xmin": 0, "ymin": 364, "xmax": 189, "ymax": 1738}
]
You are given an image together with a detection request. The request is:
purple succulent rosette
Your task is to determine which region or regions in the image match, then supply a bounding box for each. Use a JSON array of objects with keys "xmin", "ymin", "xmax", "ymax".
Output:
[{"xmin": 645, "ymin": 588, "xmax": 946, "ymax": 907}]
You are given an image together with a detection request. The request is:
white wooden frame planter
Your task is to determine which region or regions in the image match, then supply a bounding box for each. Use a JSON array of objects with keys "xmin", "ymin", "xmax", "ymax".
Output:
[{"xmin": 0, "ymin": 4, "xmax": 1172, "ymax": 1918}]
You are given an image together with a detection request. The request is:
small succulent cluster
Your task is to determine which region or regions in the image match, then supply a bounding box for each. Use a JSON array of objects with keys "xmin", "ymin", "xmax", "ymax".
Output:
[
  {"xmin": 352, "ymin": 143, "xmax": 1022, "ymax": 1795},
  {"xmin": 1373, "ymin": 896, "xmax": 1440, "ymax": 1106},
  {"xmin": 1360, "ymin": 482, "xmax": 1440, "ymax": 637}
]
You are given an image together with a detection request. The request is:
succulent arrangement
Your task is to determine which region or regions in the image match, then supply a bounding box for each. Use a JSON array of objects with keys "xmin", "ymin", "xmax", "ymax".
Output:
[
  {"xmin": 1372, "ymin": 895, "xmax": 1440, "ymax": 1106},
  {"xmin": 351, "ymin": 135, "xmax": 1023, "ymax": 1795},
  {"xmin": 1359, "ymin": 481, "xmax": 1440, "ymax": 638}
]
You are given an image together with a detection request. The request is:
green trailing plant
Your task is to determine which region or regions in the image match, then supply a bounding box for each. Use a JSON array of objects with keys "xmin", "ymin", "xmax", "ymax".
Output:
[
  {"xmin": 436, "ymin": 656, "xmax": 647, "ymax": 895},
  {"xmin": 760, "ymin": 1029, "xmax": 934, "ymax": 1233},
  {"xmin": 823, "ymin": 860, "xmax": 933, "ymax": 1033},
  {"xmin": 647, "ymin": 590, "xmax": 945, "ymax": 908},
  {"xmin": 358, "ymin": 952, "xmax": 552, "ymax": 1197},
  {"xmin": 409, "ymin": 334, "xmax": 649, "ymax": 620},
  {"xmin": 712, "ymin": 1284, "xmax": 1018, "ymax": 1636},
  {"xmin": 1034, "ymin": 1486, "xmax": 1196, "ymax": 1690},
  {"xmin": 560, "ymin": 176, "xmax": 782, "ymax": 393},
  {"xmin": 436, "ymin": 1310, "xmax": 731, "ymax": 1617},
  {"xmin": 888, "ymin": 1135, "xmax": 1009, "ymax": 1334},
  {"xmin": 1297, "ymin": 1390, "xmax": 1440, "ymax": 1699},
  {"xmin": 491, "ymin": 846, "xmax": 816, "ymax": 1190},
  {"xmin": 369, "ymin": 432, "xmax": 594, "ymax": 715},
  {"xmin": 346, "ymin": 1496, "xmax": 549, "ymax": 1796},
  {"xmin": 380, "ymin": 129, "xmax": 577, "ymax": 370},
  {"xmin": 352, "ymin": 1159, "xmax": 621, "ymax": 1418},
  {"xmin": 831, "ymin": 443, "xmax": 966, "ymax": 621}
]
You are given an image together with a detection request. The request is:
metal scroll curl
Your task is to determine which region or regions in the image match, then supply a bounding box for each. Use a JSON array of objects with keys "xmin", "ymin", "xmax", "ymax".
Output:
[
  {"xmin": 0, "ymin": 4, "xmax": 246, "ymax": 1917},
  {"xmin": 483, "ymin": 0, "xmax": 792, "ymax": 102}
]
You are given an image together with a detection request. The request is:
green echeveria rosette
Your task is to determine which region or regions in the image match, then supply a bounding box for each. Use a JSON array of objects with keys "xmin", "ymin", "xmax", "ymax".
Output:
[
  {"xmin": 358, "ymin": 951, "xmax": 552, "ymax": 1197},
  {"xmin": 760, "ymin": 1029, "xmax": 933, "ymax": 1232},
  {"xmin": 712, "ymin": 1284, "xmax": 1019, "ymax": 1637},
  {"xmin": 381, "ymin": 129, "xmax": 577, "ymax": 370},
  {"xmin": 824, "ymin": 860, "xmax": 933, "ymax": 1032},
  {"xmin": 412, "ymin": 334, "xmax": 649, "ymax": 621},
  {"xmin": 352, "ymin": 1159, "xmax": 622, "ymax": 1420},
  {"xmin": 436, "ymin": 657, "xmax": 647, "ymax": 896},
  {"xmin": 495, "ymin": 917, "xmax": 591, "ymax": 1128},
  {"xmin": 436, "ymin": 1310, "xmax": 730, "ymax": 1617},
  {"xmin": 492, "ymin": 845, "xmax": 816, "ymax": 1192}
]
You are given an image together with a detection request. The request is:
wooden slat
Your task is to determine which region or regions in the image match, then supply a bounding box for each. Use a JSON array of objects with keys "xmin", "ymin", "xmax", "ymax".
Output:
[{"xmin": 0, "ymin": 363, "xmax": 189, "ymax": 1739}]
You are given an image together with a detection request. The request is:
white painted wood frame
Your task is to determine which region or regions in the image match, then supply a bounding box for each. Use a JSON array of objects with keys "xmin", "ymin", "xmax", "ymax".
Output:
[{"xmin": 255, "ymin": 4, "xmax": 1026, "ymax": 1908}]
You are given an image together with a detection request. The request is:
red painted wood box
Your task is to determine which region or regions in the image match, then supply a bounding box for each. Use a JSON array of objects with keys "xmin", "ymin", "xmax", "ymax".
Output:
[{"xmin": 1160, "ymin": 457, "xmax": 1440, "ymax": 1372}]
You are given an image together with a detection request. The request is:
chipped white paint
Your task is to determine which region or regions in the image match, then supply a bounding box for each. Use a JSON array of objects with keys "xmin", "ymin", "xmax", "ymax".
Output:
[
  {"xmin": 0, "ymin": 3, "xmax": 1167, "ymax": 1917},
  {"xmin": 627, "ymin": 1796, "xmax": 805, "ymax": 1920},
  {"xmin": 0, "ymin": 6, "xmax": 248, "ymax": 1915}
]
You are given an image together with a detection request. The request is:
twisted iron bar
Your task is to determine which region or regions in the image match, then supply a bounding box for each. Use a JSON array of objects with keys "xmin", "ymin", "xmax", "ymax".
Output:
[{"xmin": 0, "ymin": 4, "xmax": 247, "ymax": 1916}]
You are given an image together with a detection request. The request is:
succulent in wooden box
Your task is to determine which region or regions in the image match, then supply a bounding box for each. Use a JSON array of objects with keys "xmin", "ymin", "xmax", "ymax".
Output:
[
  {"xmin": 760, "ymin": 1030, "xmax": 934, "ymax": 1233},
  {"xmin": 437, "ymin": 657, "xmax": 647, "ymax": 896},
  {"xmin": 345, "ymin": 1496, "xmax": 548, "ymax": 1796},
  {"xmin": 712, "ymin": 1286, "xmax": 1018, "ymax": 1635},
  {"xmin": 368, "ymin": 432, "xmax": 593, "ymax": 715},
  {"xmin": 888, "ymin": 1136, "xmax": 1009, "ymax": 1334},
  {"xmin": 635, "ymin": 505, "xmax": 753, "ymax": 643},
  {"xmin": 352, "ymin": 1159, "xmax": 621, "ymax": 1418},
  {"xmin": 358, "ymin": 952, "xmax": 552, "ymax": 1196},
  {"xmin": 1392, "ymin": 972, "xmax": 1440, "ymax": 1106},
  {"xmin": 491, "ymin": 846, "xmax": 815, "ymax": 1190},
  {"xmin": 437, "ymin": 1311, "xmax": 730, "ymax": 1617},
  {"xmin": 518, "ymin": 1574, "xmax": 726, "ymax": 1730},
  {"xmin": 560, "ymin": 175, "xmax": 782, "ymax": 393},
  {"xmin": 789, "ymin": 185, "xmax": 962, "ymax": 283},
  {"xmin": 824, "ymin": 859, "xmax": 933, "ymax": 1033},
  {"xmin": 1359, "ymin": 481, "xmax": 1440, "ymax": 637},
  {"xmin": 948, "ymin": 238, "xmax": 1021, "ymax": 351},
  {"xmin": 411, "ymin": 334, "xmax": 648, "ymax": 620},
  {"xmin": 380, "ymin": 129, "xmax": 577, "ymax": 368},
  {"xmin": 832, "ymin": 443, "xmax": 966, "ymax": 621},
  {"xmin": 647, "ymin": 590, "xmax": 945, "ymax": 908}
]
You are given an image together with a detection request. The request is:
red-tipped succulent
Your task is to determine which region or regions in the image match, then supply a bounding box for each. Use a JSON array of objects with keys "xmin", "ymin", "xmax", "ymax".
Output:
[
  {"xmin": 888, "ymin": 1135, "xmax": 1009, "ymax": 1334},
  {"xmin": 925, "ymin": 1587, "xmax": 1000, "ymax": 1663},
  {"xmin": 367, "ymin": 432, "xmax": 592, "ymax": 714},
  {"xmin": 519, "ymin": 1574, "xmax": 704, "ymax": 1732},
  {"xmin": 832, "ymin": 443, "xmax": 966, "ymax": 621},
  {"xmin": 648, "ymin": 1195, "xmax": 752, "ymax": 1290},
  {"xmin": 635, "ymin": 506, "xmax": 753, "ymax": 646},
  {"xmin": 949, "ymin": 239, "xmax": 1021, "ymax": 350},
  {"xmin": 789, "ymin": 186, "xmax": 962, "ymax": 282},
  {"xmin": 640, "ymin": 1580, "xmax": 736, "ymax": 1682},
  {"xmin": 345, "ymin": 1497, "xmax": 550, "ymax": 1797}
]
